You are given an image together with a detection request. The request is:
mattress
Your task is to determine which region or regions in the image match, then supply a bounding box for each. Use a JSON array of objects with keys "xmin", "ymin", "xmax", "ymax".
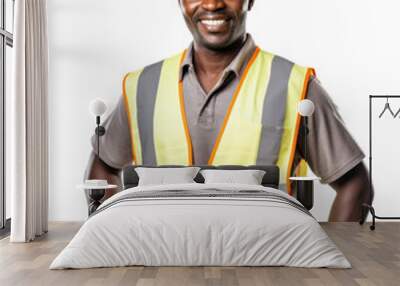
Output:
[{"xmin": 50, "ymin": 183, "xmax": 351, "ymax": 269}]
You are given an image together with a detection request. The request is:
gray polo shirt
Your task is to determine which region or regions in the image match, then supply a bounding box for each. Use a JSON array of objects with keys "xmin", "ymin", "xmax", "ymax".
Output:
[{"xmin": 92, "ymin": 35, "xmax": 364, "ymax": 184}]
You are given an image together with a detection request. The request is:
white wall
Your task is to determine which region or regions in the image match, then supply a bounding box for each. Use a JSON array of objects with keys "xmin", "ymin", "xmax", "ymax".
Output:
[{"xmin": 47, "ymin": 0, "xmax": 400, "ymax": 221}]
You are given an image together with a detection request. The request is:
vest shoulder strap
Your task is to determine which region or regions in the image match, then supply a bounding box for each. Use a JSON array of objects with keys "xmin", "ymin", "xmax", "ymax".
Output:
[
  {"xmin": 122, "ymin": 69, "xmax": 144, "ymax": 164},
  {"xmin": 123, "ymin": 52, "xmax": 189, "ymax": 165}
]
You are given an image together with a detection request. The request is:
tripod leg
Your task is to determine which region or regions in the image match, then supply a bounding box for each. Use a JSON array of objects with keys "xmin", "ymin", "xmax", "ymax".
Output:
[
  {"xmin": 369, "ymin": 207, "xmax": 376, "ymax": 231},
  {"xmin": 361, "ymin": 204, "xmax": 376, "ymax": 230},
  {"xmin": 359, "ymin": 204, "xmax": 367, "ymax": 225}
]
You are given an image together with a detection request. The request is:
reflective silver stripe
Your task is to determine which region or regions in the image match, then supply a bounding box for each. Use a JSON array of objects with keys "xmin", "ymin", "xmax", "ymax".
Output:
[
  {"xmin": 136, "ymin": 61, "xmax": 163, "ymax": 165},
  {"xmin": 257, "ymin": 56, "xmax": 294, "ymax": 165}
]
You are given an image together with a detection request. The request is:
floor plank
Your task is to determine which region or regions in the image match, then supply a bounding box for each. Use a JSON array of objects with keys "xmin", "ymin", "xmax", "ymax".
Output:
[{"xmin": 0, "ymin": 222, "xmax": 399, "ymax": 286}]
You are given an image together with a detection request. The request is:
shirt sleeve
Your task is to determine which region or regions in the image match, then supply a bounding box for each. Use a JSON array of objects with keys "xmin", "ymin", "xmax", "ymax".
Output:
[
  {"xmin": 296, "ymin": 77, "xmax": 365, "ymax": 184},
  {"xmin": 91, "ymin": 96, "xmax": 133, "ymax": 169}
]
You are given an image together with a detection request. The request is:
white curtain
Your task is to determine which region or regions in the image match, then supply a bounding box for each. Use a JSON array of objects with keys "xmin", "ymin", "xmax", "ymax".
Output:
[{"xmin": 10, "ymin": 0, "xmax": 49, "ymax": 242}]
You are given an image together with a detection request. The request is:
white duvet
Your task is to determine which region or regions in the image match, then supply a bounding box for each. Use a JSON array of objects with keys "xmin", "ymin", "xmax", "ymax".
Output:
[{"xmin": 50, "ymin": 183, "xmax": 351, "ymax": 269}]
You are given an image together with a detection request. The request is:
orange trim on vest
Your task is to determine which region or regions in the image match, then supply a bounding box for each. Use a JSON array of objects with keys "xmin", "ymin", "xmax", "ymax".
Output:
[
  {"xmin": 178, "ymin": 50, "xmax": 193, "ymax": 165},
  {"xmin": 286, "ymin": 68, "xmax": 316, "ymax": 196},
  {"xmin": 122, "ymin": 73, "xmax": 137, "ymax": 164},
  {"xmin": 208, "ymin": 47, "xmax": 261, "ymax": 165}
]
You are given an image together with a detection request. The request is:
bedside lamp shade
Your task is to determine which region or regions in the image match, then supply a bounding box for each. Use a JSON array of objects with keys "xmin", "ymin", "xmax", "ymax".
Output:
[
  {"xmin": 89, "ymin": 99, "xmax": 107, "ymax": 117},
  {"xmin": 298, "ymin": 99, "xmax": 315, "ymax": 117}
]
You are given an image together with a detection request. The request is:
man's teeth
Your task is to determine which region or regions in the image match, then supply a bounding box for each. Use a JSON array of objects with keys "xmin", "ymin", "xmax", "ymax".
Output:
[{"xmin": 201, "ymin": 19, "xmax": 226, "ymax": 26}]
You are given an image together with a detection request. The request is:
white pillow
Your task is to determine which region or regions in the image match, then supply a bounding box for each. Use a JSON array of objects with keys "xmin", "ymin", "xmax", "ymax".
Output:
[
  {"xmin": 135, "ymin": 167, "xmax": 201, "ymax": 186},
  {"xmin": 200, "ymin": 169, "xmax": 266, "ymax": 185}
]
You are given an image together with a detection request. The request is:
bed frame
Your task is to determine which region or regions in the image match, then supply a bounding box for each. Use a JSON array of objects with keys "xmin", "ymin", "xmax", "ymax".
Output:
[{"xmin": 122, "ymin": 165, "xmax": 280, "ymax": 190}]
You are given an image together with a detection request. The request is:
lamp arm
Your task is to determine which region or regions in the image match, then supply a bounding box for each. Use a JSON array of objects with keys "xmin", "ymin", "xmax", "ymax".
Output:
[
  {"xmin": 97, "ymin": 122, "xmax": 100, "ymax": 158},
  {"xmin": 95, "ymin": 116, "xmax": 106, "ymax": 158},
  {"xmin": 304, "ymin": 116, "xmax": 308, "ymax": 163}
]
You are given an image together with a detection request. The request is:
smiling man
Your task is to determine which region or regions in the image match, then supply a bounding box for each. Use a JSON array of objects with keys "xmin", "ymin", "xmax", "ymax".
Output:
[{"xmin": 86, "ymin": 0, "xmax": 373, "ymax": 222}]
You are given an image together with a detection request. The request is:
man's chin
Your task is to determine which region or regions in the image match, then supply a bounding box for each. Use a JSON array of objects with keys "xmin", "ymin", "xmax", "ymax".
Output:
[{"xmin": 198, "ymin": 36, "xmax": 235, "ymax": 51}]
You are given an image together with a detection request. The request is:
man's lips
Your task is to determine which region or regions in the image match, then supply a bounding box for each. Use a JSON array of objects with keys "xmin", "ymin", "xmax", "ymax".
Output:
[{"xmin": 197, "ymin": 18, "xmax": 232, "ymax": 32}]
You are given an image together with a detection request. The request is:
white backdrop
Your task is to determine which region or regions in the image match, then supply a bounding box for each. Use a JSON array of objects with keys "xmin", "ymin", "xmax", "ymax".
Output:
[{"xmin": 47, "ymin": 0, "xmax": 400, "ymax": 221}]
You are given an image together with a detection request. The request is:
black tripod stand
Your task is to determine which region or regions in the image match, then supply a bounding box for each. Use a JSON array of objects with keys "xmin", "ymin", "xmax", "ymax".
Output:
[
  {"xmin": 360, "ymin": 95, "xmax": 400, "ymax": 230},
  {"xmin": 361, "ymin": 204, "xmax": 400, "ymax": 230}
]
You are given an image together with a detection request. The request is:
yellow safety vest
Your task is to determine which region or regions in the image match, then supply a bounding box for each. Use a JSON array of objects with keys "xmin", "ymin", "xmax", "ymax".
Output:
[{"xmin": 123, "ymin": 47, "xmax": 315, "ymax": 194}]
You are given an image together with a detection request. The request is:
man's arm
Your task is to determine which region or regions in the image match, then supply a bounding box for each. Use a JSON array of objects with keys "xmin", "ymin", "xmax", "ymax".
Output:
[
  {"xmin": 298, "ymin": 76, "xmax": 372, "ymax": 222},
  {"xmin": 84, "ymin": 152, "xmax": 122, "ymax": 201},
  {"xmin": 329, "ymin": 162, "xmax": 374, "ymax": 222}
]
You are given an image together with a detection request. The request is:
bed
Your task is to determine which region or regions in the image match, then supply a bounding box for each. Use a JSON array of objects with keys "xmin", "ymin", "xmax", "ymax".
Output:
[{"xmin": 50, "ymin": 165, "xmax": 351, "ymax": 269}]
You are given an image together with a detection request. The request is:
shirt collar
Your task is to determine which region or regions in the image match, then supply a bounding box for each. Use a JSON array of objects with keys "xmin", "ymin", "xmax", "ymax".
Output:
[{"xmin": 179, "ymin": 34, "xmax": 257, "ymax": 81}]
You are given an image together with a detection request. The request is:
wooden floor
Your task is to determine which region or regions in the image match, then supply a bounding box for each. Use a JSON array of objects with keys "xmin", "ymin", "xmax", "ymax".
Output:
[{"xmin": 0, "ymin": 222, "xmax": 399, "ymax": 286}]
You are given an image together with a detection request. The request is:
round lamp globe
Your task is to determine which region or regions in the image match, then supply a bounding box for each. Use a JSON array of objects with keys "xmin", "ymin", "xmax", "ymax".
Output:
[
  {"xmin": 89, "ymin": 99, "xmax": 107, "ymax": 117},
  {"xmin": 298, "ymin": 99, "xmax": 315, "ymax": 117}
]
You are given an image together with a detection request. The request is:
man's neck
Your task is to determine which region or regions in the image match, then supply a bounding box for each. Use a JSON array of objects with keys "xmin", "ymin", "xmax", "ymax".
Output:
[{"xmin": 192, "ymin": 35, "xmax": 247, "ymax": 93}]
